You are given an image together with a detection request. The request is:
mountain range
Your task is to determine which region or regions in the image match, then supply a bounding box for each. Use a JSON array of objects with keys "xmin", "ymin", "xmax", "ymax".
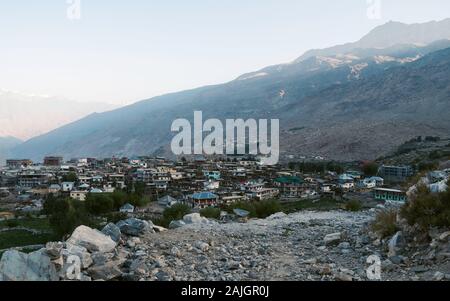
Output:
[{"xmin": 8, "ymin": 18, "xmax": 450, "ymax": 162}]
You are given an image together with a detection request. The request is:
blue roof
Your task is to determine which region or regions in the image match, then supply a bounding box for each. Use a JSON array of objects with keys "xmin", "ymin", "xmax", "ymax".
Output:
[{"xmin": 191, "ymin": 192, "xmax": 218, "ymax": 200}]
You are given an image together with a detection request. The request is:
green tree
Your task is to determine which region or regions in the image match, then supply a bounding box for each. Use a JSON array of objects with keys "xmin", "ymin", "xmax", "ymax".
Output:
[
  {"xmin": 85, "ymin": 193, "xmax": 114, "ymax": 215},
  {"xmin": 362, "ymin": 162, "xmax": 379, "ymax": 177},
  {"xmin": 48, "ymin": 198, "xmax": 91, "ymax": 238},
  {"xmin": 61, "ymin": 172, "xmax": 78, "ymax": 183}
]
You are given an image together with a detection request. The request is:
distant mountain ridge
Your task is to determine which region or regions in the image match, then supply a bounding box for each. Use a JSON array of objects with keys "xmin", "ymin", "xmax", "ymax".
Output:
[
  {"xmin": 0, "ymin": 91, "xmax": 115, "ymax": 140},
  {"xmin": 296, "ymin": 18, "xmax": 450, "ymax": 62},
  {"xmin": 9, "ymin": 19, "xmax": 450, "ymax": 162}
]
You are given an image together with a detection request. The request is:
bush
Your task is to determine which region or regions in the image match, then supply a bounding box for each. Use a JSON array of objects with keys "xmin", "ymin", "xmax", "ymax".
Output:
[
  {"xmin": 200, "ymin": 207, "xmax": 221, "ymax": 219},
  {"xmin": 400, "ymin": 182, "xmax": 450, "ymax": 231},
  {"xmin": 370, "ymin": 209, "xmax": 399, "ymax": 238},
  {"xmin": 104, "ymin": 212, "xmax": 128, "ymax": 224},
  {"xmin": 48, "ymin": 198, "xmax": 93, "ymax": 238},
  {"xmin": 362, "ymin": 162, "xmax": 379, "ymax": 177},
  {"xmin": 343, "ymin": 200, "xmax": 362, "ymax": 212},
  {"xmin": 85, "ymin": 193, "xmax": 114, "ymax": 215},
  {"xmin": 163, "ymin": 203, "xmax": 192, "ymax": 222},
  {"xmin": 5, "ymin": 219, "xmax": 19, "ymax": 228}
]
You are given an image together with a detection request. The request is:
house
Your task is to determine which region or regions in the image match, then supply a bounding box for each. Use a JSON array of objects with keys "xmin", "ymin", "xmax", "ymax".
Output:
[
  {"xmin": 374, "ymin": 188, "xmax": 407, "ymax": 202},
  {"xmin": 158, "ymin": 195, "xmax": 178, "ymax": 207},
  {"xmin": 61, "ymin": 182, "xmax": 75, "ymax": 192},
  {"xmin": 339, "ymin": 181, "xmax": 355, "ymax": 190},
  {"xmin": 48, "ymin": 184, "xmax": 61, "ymax": 193},
  {"xmin": 44, "ymin": 156, "xmax": 63, "ymax": 167},
  {"xmin": 203, "ymin": 171, "xmax": 221, "ymax": 181},
  {"xmin": 204, "ymin": 180, "xmax": 220, "ymax": 190},
  {"xmin": 379, "ymin": 165, "xmax": 414, "ymax": 183},
  {"xmin": 120, "ymin": 203, "xmax": 135, "ymax": 213},
  {"xmin": 188, "ymin": 192, "xmax": 219, "ymax": 209},
  {"xmin": 70, "ymin": 191, "xmax": 88, "ymax": 201},
  {"xmin": 274, "ymin": 176, "xmax": 305, "ymax": 198},
  {"xmin": 358, "ymin": 178, "xmax": 377, "ymax": 189}
]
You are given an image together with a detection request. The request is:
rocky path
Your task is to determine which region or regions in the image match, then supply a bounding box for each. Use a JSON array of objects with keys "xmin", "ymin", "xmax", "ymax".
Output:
[
  {"xmin": 120, "ymin": 211, "xmax": 409, "ymax": 281},
  {"xmin": 1, "ymin": 210, "xmax": 449, "ymax": 281}
]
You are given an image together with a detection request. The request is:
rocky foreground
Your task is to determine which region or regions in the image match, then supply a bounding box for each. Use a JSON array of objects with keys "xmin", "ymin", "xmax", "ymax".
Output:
[{"xmin": 1, "ymin": 209, "xmax": 449, "ymax": 281}]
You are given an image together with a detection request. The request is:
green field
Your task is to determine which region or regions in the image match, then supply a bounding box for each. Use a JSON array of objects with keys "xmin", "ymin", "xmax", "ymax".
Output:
[
  {"xmin": 0, "ymin": 218, "xmax": 58, "ymax": 252},
  {"xmin": 281, "ymin": 198, "xmax": 342, "ymax": 213}
]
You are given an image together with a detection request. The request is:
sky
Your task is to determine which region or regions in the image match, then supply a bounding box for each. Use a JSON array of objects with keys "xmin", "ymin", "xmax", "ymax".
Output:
[{"xmin": 0, "ymin": 0, "xmax": 449, "ymax": 106}]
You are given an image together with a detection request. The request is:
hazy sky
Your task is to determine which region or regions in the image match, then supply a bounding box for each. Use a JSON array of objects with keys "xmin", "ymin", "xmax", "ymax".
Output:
[{"xmin": 0, "ymin": 0, "xmax": 449, "ymax": 105}]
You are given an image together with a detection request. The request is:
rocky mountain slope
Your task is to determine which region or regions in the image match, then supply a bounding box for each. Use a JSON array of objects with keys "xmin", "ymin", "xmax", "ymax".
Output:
[
  {"xmin": 0, "ymin": 136, "xmax": 22, "ymax": 165},
  {"xmin": 10, "ymin": 20, "xmax": 450, "ymax": 161}
]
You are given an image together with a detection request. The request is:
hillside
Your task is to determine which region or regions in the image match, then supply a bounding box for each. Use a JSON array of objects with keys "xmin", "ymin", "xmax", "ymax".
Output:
[{"xmin": 10, "ymin": 20, "xmax": 450, "ymax": 162}]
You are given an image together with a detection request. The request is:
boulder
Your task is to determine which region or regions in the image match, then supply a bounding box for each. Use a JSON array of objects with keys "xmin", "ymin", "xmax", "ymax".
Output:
[
  {"xmin": 266, "ymin": 212, "xmax": 287, "ymax": 220},
  {"xmin": 67, "ymin": 226, "xmax": 117, "ymax": 253},
  {"xmin": 153, "ymin": 225, "xmax": 168, "ymax": 233},
  {"xmin": 62, "ymin": 243, "xmax": 93, "ymax": 269},
  {"xmin": 194, "ymin": 241, "xmax": 210, "ymax": 252},
  {"xmin": 88, "ymin": 261, "xmax": 123, "ymax": 281},
  {"xmin": 102, "ymin": 223, "xmax": 122, "ymax": 243},
  {"xmin": 324, "ymin": 233, "xmax": 342, "ymax": 245},
  {"xmin": 45, "ymin": 242, "xmax": 64, "ymax": 260},
  {"xmin": 183, "ymin": 213, "xmax": 203, "ymax": 224},
  {"xmin": 388, "ymin": 231, "xmax": 406, "ymax": 257},
  {"xmin": 438, "ymin": 231, "xmax": 450, "ymax": 242},
  {"xmin": 116, "ymin": 218, "xmax": 153, "ymax": 236},
  {"xmin": 169, "ymin": 220, "xmax": 186, "ymax": 229},
  {"xmin": 0, "ymin": 249, "xmax": 58, "ymax": 281}
]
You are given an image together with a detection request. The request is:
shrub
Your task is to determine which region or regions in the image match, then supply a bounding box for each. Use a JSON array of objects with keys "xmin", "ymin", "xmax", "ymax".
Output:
[
  {"xmin": 200, "ymin": 207, "xmax": 221, "ymax": 219},
  {"xmin": 85, "ymin": 193, "xmax": 114, "ymax": 215},
  {"xmin": 362, "ymin": 162, "xmax": 379, "ymax": 176},
  {"xmin": 163, "ymin": 203, "xmax": 192, "ymax": 222},
  {"xmin": 400, "ymin": 183, "xmax": 450, "ymax": 231},
  {"xmin": 343, "ymin": 200, "xmax": 362, "ymax": 212},
  {"xmin": 5, "ymin": 219, "xmax": 19, "ymax": 228},
  {"xmin": 370, "ymin": 209, "xmax": 399, "ymax": 238},
  {"xmin": 48, "ymin": 198, "xmax": 92, "ymax": 238}
]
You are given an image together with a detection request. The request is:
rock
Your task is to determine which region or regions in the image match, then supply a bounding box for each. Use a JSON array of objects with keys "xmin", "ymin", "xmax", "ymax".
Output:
[
  {"xmin": 194, "ymin": 241, "xmax": 210, "ymax": 252},
  {"xmin": 169, "ymin": 220, "xmax": 186, "ymax": 229},
  {"xmin": 171, "ymin": 247, "xmax": 181, "ymax": 257},
  {"xmin": 389, "ymin": 255, "xmax": 406, "ymax": 265},
  {"xmin": 266, "ymin": 212, "xmax": 287, "ymax": 220},
  {"xmin": 62, "ymin": 243, "xmax": 93, "ymax": 269},
  {"xmin": 153, "ymin": 225, "xmax": 168, "ymax": 233},
  {"xmin": 228, "ymin": 261, "xmax": 241, "ymax": 270},
  {"xmin": 338, "ymin": 242, "xmax": 350, "ymax": 249},
  {"xmin": 302, "ymin": 258, "xmax": 318, "ymax": 264},
  {"xmin": 324, "ymin": 233, "xmax": 342, "ymax": 245},
  {"xmin": 102, "ymin": 223, "xmax": 122, "ymax": 243},
  {"xmin": 91, "ymin": 252, "xmax": 113, "ymax": 266},
  {"xmin": 88, "ymin": 261, "xmax": 123, "ymax": 281},
  {"xmin": 45, "ymin": 242, "xmax": 64, "ymax": 260},
  {"xmin": 67, "ymin": 225, "xmax": 117, "ymax": 253},
  {"xmin": 411, "ymin": 266, "xmax": 429, "ymax": 273},
  {"xmin": 0, "ymin": 249, "xmax": 58, "ymax": 281},
  {"xmin": 433, "ymin": 271, "xmax": 445, "ymax": 281},
  {"xmin": 183, "ymin": 213, "xmax": 203, "ymax": 224},
  {"xmin": 334, "ymin": 272, "xmax": 353, "ymax": 281},
  {"xmin": 388, "ymin": 231, "xmax": 406, "ymax": 257},
  {"xmin": 116, "ymin": 218, "xmax": 153, "ymax": 236},
  {"xmin": 438, "ymin": 231, "xmax": 450, "ymax": 242}
]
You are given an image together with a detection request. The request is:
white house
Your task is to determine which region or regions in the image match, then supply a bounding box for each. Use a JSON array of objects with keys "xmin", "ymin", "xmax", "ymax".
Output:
[{"xmin": 61, "ymin": 182, "xmax": 75, "ymax": 192}]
